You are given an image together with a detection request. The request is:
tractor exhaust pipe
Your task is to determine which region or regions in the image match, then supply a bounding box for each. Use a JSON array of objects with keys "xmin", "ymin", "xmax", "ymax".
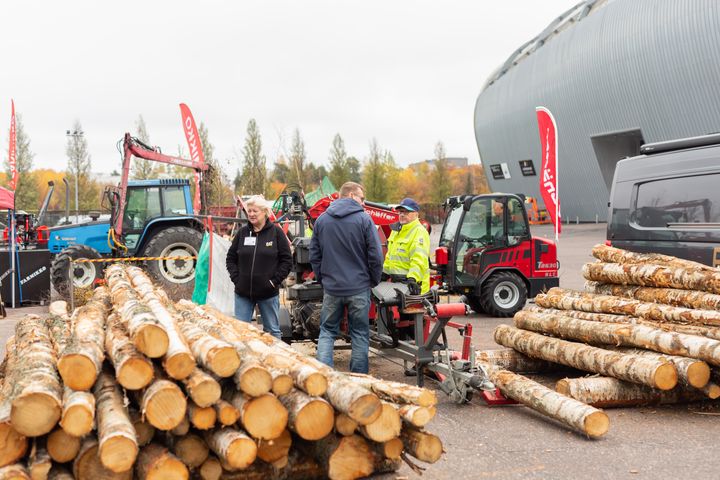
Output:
[{"xmin": 63, "ymin": 178, "xmax": 70, "ymax": 225}]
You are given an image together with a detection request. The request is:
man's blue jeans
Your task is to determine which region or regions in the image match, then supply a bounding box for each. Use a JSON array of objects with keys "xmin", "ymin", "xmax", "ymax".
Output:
[
  {"xmin": 234, "ymin": 294, "xmax": 282, "ymax": 339},
  {"xmin": 317, "ymin": 290, "xmax": 371, "ymax": 374}
]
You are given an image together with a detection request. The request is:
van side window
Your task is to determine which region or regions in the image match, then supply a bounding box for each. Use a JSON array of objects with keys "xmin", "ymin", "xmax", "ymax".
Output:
[{"xmin": 633, "ymin": 174, "xmax": 720, "ymax": 227}]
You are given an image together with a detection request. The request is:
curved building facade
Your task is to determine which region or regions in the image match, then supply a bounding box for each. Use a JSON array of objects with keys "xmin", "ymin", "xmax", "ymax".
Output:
[{"xmin": 474, "ymin": 0, "xmax": 720, "ymax": 221}]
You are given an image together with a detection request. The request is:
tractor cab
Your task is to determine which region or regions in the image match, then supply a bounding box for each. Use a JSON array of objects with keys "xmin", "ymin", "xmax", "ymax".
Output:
[{"xmin": 435, "ymin": 193, "xmax": 559, "ymax": 317}]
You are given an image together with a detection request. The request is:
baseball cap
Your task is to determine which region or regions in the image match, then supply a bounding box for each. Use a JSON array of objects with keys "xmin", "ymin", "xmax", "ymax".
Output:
[{"xmin": 396, "ymin": 198, "xmax": 420, "ymax": 212}]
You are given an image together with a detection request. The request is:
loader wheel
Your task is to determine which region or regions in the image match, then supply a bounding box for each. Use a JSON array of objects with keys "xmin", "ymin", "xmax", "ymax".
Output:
[
  {"xmin": 51, "ymin": 244, "xmax": 104, "ymax": 300},
  {"xmin": 480, "ymin": 271, "xmax": 527, "ymax": 318},
  {"xmin": 141, "ymin": 226, "xmax": 203, "ymax": 301}
]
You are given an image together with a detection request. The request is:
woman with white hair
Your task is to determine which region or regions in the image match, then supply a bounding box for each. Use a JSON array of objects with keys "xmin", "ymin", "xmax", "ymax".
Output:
[{"xmin": 226, "ymin": 195, "xmax": 292, "ymax": 338}]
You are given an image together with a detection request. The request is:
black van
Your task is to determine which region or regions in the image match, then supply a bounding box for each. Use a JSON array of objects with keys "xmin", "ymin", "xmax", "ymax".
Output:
[{"xmin": 607, "ymin": 133, "xmax": 720, "ymax": 267}]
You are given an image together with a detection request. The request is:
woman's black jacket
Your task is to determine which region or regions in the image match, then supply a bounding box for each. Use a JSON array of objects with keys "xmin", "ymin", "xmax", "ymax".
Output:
[{"xmin": 226, "ymin": 221, "xmax": 292, "ymax": 300}]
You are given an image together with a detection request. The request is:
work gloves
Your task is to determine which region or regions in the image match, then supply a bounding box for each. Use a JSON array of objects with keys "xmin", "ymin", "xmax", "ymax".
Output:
[{"xmin": 406, "ymin": 277, "xmax": 421, "ymax": 295}]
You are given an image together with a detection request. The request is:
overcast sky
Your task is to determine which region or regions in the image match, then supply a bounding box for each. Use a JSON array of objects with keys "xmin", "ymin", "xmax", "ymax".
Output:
[{"xmin": 1, "ymin": 0, "xmax": 579, "ymax": 176}]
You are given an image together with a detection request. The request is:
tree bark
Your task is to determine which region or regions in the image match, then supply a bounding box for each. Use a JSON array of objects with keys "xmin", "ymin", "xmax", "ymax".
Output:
[
  {"xmin": 180, "ymin": 368, "xmax": 221, "ymax": 408},
  {"xmin": 188, "ymin": 402, "xmax": 216, "ymax": 431},
  {"xmin": 28, "ymin": 438, "xmax": 51, "ymax": 480},
  {"xmin": 400, "ymin": 426, "xmax": 444, "ymax": 463},
  {"xmin": 126, "ymin": 266, "xmax": 196, "ymax": 380},
  {"xmin": 481, "ymin": 363, "xmax": 609, "ymax": 438},
  {"xmin": 278, "ymin": 389, "xmax": 333, "ymax": 441},
  {"xmin": 591, "ymin": 244, "xmax": 717, "ymax": 272},
  {"xmin": 171, "ymin": 433, "xmax": 208, "ymax": 469},
  {"xmin": 9, "ymin": 315, "xmax": 63, "ymax": 436},
  {"xmin": 204, "ymin": 428, "xmax": 257, "ymax": 471},
  {"xmin": 0, "ymin": 464, "xmax": 30, "ymax": 480},
  {"xmin": 358, "ymin": 401, "xmax": 401, "ymax": 443},
  {"xmin": 0, "ymin": 339, "xmax": 28, "ymax": 469},
  {"xmin": 220, "ymin": 452, "xmax": 326, "ymax": 480},
  {"xmin": 213, "ymin": 399, "xmax": 240, "ymax": 426},
  {"xmin": 57, "ymin": 287, "xmax": 108, "ymax": 391},
  {"xmin": 73, "ymin": 437, "xmax": 132, "ymax": 480},
  {"xmin": 344, "ymin": 373, "xmax": 437, "ymax": 408},
  {"xmin": 290, "ymin": 365, "xmax": 328, "ymax": 397},
  {"xmin": 495, "ymin": 324, "xmax": 677, "ymax": 390},
  {"xmin": 514, "ymin": 309, "xmax": 720, "ymax": 368},
  {"xmin": 556, "ymin": 376, "xmax": 710, "ymax": 408},
  {"xmin": 59, "ymin": 387, "xmax": 95, "ymax": 437},
  {"xmin": 475, "ymin": 348, "xmax": 562, "ymax": 373},
  {"xmin": 128, "ymin": 409, "xmax": 154, "ymax": 447},
  {"xmin": 174, "ymin": 308, "xmax": 240, "ymax": 377},
  {"xmin": 105, "ymin": 265, "xmax": 169, "ymax": 359},
  {"xmin": 94, "ymin": 370, "xmax": 138, "ymax": 473},
  {"xmin": 230, "ymin": 392, "xmax": 289, "ymax": 441},
  {"xmin": 611, "ymin": 347, "xmax": 710, "ymax": 389},
  {"xmin": 135, "ymin": 443, "xmax": 188, "ymax": 480},
  {"xmin": 397, "ymin": 404, "xmax": 436, "ymax": 428},
  {"xmin": 539, "ymin": 287, "xmax": 720, "ymax": 327},
  {"xmin": 104, "ymin": 313, "xmax": 153, "ymax": 390},
  {"xmin": 256, "ymin": 428, "xmax": 292, "ymax": 463},
  {"xmin": 46, "ymin": 428, "xmax": 81, "ymax": 463},
  {"xmin": 586, "ymin": 281, "xmax": 720, "ymax": 311},
  {"xmin": 583, "ymin": 261, "xmax": 720, "ymax": 295}
]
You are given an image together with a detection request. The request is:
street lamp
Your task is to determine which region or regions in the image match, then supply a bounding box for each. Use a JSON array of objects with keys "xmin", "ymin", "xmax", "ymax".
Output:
[{"xmin": 66, "ymin": 129, "xmax": 83, "ymax": 224}]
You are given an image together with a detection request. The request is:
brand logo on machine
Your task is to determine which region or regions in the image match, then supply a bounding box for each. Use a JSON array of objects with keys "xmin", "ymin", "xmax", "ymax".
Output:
[
  {"xmin": 367, "ymin": 210, "xmax": 395, "ymax": 221},
  {"xmin": 61, "ymin": 237, "xmax": 77, "ymax": 241},
  {"xmin": 20, "ymin": 266, "xmax": 47, "ymax": 285},
  {"xmin": 537, "ymin": 261, "xmax": 559, "ymax": 270}
]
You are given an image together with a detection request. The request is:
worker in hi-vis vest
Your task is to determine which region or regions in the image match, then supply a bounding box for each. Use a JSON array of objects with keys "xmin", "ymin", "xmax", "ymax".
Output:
[{"xmin": 382, "ymin": 198, "xmax": 430, "ymax": 294}]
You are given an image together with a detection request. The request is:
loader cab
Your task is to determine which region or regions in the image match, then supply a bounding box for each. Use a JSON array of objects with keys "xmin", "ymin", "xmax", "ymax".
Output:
[
  {"xmin": 121, "ymin": 179, "xmax": 193, "ymax": 250},
  {"xmin": 438, "ymin": 194, "xmax": 530, "ymax": 288}
]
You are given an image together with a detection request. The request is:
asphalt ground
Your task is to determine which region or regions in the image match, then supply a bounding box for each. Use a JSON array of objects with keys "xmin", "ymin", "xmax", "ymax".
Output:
[{"xmin": 1, "ymin": 223, "xmax": 719, "ymax": 479}]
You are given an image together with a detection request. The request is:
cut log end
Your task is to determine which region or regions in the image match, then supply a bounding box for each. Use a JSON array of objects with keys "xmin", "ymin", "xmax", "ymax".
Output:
[
  {"xmin": 190, "ymin": 405, "xmax": 217, "ymax": 430},
  {"xmin": 100, "ymin": 436, "xmax": 139, "ymax": 473},
  {"xmin": 349, "ymin": 394, "xmax": 383, "ymax": 426},
  {"xmin": 134, "ymin": 326, "xmax": 169, "ymax": 359},
  {"xmin": 272, "ymin": 375, "xmax": 294, "ymax": 397},
  {"xmin": 238, "ymin": 366, "xmax": 273, "ymax": 397},
  {"xmin": 164, "ymin": 353, "xmax": 196, "ymax": 380},
  {"xmin": 47, "ymin": 428, "xmax": 81, "ymax": 463},
  {"xmin": 687, "ymin": 362, "xmax": 711, "ymax": 389},
  {"xmin": 295, "ymin": 399, "xmax": 334, "ymax": 441},
  {"xmin": 11, "ymin": 394, "xmax": 61, "ymax": 437},
  {"xmin": 0, "ymin": 424, "xmax": 28, "ymax": 469},
  {"xmin": 198, "ymin": 457, "xmax": 221, "ymax": 480},
  {"xmin": 329, "ymin": 435, "xmax": 374, "ymax": 480},
  {"xmin": 58, "ymin": 354, "xmax": 98, "ymax": 391},
  {"xmin": 304, "ymin": 373, "xmax": 328, "ymax": 397},
  {"xmin": 360, "ymin": 402, "xmax": 402, "ymax": 443},
  {"xmin": 382, "ymin": 437, "xmax": 404, "ymax": 460},
  {"xmin": 242, "ymin": 394, "xmax": 289, "ymax": 440},
  {"xmin": 702, "ymin": 382, "xmax": 720, "ymax": 399},
  {"xmin": 654, "ymin": 363, "xmax": 679, "ymax": 391},
  {"xmin": 584, "ymin": 411, "xmax": 610, "ymax": 439},
  {"xmin": 143, "ymin": 385, "xmax": 187, "ymax": 430},
  {"xmin": 335, "ymin": 413, "xmax": 358, "ymax": 436},
  {"xmin": 214, "ymin": 401, "xmax": 240, "ymax": 426},
  {"xmin": 224, "ymin": 436, "xmax": 258, "ymax": 470},
  {"xmin": 61, "ymin": 405, "xmax": 94, "ymax": 437},
  {"xmin": 173, "ymin": 434, "xmax": 209, "ymax": 469},
  {"xmin": 256, "ymin": 429, "xmax": 292, "ymax": 463},
  {"xmin": 208, "ymin": 348, "xmax": 241, "ymax": 378},
  {"xmin": 116, "ymin": 359, "xmax": 154, "ymax": 391}
]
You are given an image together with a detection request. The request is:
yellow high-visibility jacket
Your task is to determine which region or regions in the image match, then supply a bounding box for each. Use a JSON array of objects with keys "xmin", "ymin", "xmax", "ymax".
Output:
[{"xmin": 383, "ymin": 219, "xmax": 430, "ymax": 293}]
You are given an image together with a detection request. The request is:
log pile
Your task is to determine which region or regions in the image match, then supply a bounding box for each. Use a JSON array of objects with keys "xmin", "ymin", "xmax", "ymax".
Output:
[
  {"xmin": 0, "ymin": 263, "xmax": 445, "ymax": 479},
  {"xmin": 484, "ymin": 244, "xmax": 720, "ymax": 437}
]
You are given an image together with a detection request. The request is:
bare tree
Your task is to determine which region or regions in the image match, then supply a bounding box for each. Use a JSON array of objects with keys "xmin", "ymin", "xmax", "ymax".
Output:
[{"xmin": 131, "ymin": 115, "xmax": 156, "ymax": 179}]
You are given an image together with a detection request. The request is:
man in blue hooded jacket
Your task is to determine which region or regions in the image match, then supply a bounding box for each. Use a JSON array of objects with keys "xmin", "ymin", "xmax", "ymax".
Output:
[{"xmin": 309, "ymin": 181, "xmax": 384, "ymax": 373}]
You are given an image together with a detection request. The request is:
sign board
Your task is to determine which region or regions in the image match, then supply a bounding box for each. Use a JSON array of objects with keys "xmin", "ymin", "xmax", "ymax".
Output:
[
  {"xmin": 519, "ymin": 159, "xmax": 536, "ymax": 176},
  {"xmin": 489, "ymin": 164, "xmax": 504, "ymax": 180},
  {"xmin": 500, "ymin": 163, "xmax": 511, "ymax": 179}
]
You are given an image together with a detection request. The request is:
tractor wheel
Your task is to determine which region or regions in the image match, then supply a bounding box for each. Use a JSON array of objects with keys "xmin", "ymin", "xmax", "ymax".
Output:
[
  {"xmin": 50, "ymin": 244, "xmax": 104, "ymax": 300},
  {"xmin": 141, "ymin": 226, "xmax": 203, "ymax": 301},
  {"xmin": 480, "ymin": 271, "xmax": 528, "ymax": 318}
]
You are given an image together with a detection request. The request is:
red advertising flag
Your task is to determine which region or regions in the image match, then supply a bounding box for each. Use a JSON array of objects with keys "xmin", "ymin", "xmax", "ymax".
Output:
[
  {"xmin": 535, "ymin": 106, "xmax": 561, "ymax": 240},
  {"xmin": 179, "ymin": 103, "xmax": 205, "ymax": 214},
  {"xmin": 8, "ymin": 100, "xmax": 17, "ymax": 192}
]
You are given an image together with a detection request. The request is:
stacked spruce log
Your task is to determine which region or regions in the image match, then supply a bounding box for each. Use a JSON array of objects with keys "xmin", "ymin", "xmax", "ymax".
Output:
[
  {"xmin": 478, "ymin": 244, "xmax": 720, "ymax": 438},
  {"xmin": 0, "ymin": 264, "xmax": 444, "ymax": 480}
]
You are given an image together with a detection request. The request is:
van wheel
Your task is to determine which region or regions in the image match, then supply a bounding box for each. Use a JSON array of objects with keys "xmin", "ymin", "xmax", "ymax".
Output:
[{"xmin": 480, "ymin": 271, "xmax": 527, "ymax": 317}]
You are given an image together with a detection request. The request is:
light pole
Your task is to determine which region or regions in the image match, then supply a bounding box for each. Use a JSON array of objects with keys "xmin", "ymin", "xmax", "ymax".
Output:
[{"xmin": 66, "ymin": 129, "xmax": 83, "ymax": 223}]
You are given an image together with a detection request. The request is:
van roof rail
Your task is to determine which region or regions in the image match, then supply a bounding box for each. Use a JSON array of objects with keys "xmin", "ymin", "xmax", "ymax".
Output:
[{"xmin": 640, "ymin": 133, "xmax": 720, "ymax": 155}]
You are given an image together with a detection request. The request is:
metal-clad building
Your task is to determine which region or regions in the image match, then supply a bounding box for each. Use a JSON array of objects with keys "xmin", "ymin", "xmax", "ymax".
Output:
[{"xmin": 474, "ymin": 0, "xmax": 720, "ymax": 221}]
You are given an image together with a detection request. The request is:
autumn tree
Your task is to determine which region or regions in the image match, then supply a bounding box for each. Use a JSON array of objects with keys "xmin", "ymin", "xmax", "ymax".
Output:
[
  {"xmin": 287, "ymin": 129, "xmax": 307, "ymax": 190},
  {"xmin": 239, "ymin": 119, "xmax": 267, "ymax": 195},
  {"xmin": 362, "ymin": 138, "xmax": 387, "ymax": 202},
  {"xmin": 131, "ymin": 115, "xmax": 156, "ymax": 179},
  {"xmin": 4, "ymin": 113, "xmax": 39, "ymax": 210},
  {"xmin": 383, "ymin": 151, "xmax": 401, "ymax": 203},
  {"xmin": 430, "ymin": 141, "xmax": 452, "ymax": 204},
  {"xmin": 65, "ymin": 121, "xmax": 99, "ymax": 211}
]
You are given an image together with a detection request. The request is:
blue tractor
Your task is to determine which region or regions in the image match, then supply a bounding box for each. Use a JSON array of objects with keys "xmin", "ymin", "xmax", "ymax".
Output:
[{"xmin": 49, "ymin": 134, "xmax": 207, "ymax": 300}]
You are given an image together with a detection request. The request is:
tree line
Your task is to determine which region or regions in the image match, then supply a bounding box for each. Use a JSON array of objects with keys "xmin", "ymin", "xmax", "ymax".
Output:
[{"xmin": 3, "ymin": 115, "xmax": 489, "ymax": 214}]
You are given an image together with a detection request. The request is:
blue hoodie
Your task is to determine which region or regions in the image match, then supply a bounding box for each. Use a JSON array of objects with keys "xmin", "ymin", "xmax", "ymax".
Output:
[{"xmin": 309, "ymin": 197, "xmax": 384, "ymax": 296}]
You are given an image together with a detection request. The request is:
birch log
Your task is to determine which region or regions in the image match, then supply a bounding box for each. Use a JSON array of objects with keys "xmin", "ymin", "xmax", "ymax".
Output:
[
  {"xmin": 495, "ymin": 324, "xmax": 677, "ymax": 390},
  {"xmin": 230, "ymin": 393, "xmax": 288, "ymax": 440},
  {"xmin": 73, "ymin": 437, "xmax": 132, "ymax": 480},
  {"xmin": 0, "ymin": 338, "xmax": 28, "ymax": 469},
  {"xmin": 28, "ymin": 438, "xmax": 51, "ymax": 480},
  {"xmin": 256, "ymin": 429, "xmax": 292, "ymax": 463},
  {"xmin": 214, "ymin": 400, "xmax": 240, "ymax": 426},
  {"xmin": 135, "ymin": 444, "xmax": 188, "ymax": 480},
  {"xmin": 139, "ymin": 373, "xmax": 187, "ymax": 430},
  {"xmin": 171, "ymin": 433, "xmax": 209, "ymax": 469},
  {"xmin": 174, "ymin": 309, "xmax": 240, "ymax": 377},
  {"xmin": 334, "ymin": 413, "xmax": 357, "ymax": 436},
  {"xmin": 556, "ymin": 376, "xmax": 710, "ymax": 408},
  {"xmin": 397, "ymin": 404, "xmax": 436, "ymax": 428},
  {"xmin": 299, "ymin": 434, "xmax": 374, "ymax": 480},
  {"xmin": 104, "ymin": 313, "xmax": 153, "ymax": 390},
  {"xmin": 344, "ymin": 373, "xmax": 437, "ymax": 407},
  {"xmin": 358, "ymin": 401, "xmax": 401, "ymax": 443},
  {"xmin": 611, "ymin": 347, "xmax": 710, "ymax": 389},
  {"xmin": 204, "ymin": 428, "xmax": 257, "ymax": 471},
  {"xmin": 0, "ymin": 464, "xmax": 30, "ymax": 480},
  {"xmin": 586, "ymin": 281, "xmax": 720, "ymax": 311},
  {"xmin": 129, "ymin": 410, "xmax": 155, "ymax": 447},
  {"xmin": 105, "ymin": 265, "xmax": 168, "ymax": 358},
  {"xmin": 57, "ymin": 287, "xmax": 108, "ymax": 390},
  {"xmin": 180, "ymin": 368, "xmax": 221, "ymax": 408},
  {"xmin": 270, "ymin": 368, "xmax": 294, "ymax": 396},
  {"xmin": 9, "ymin": 315, "xmax": 63, "ymax": 436},
  {"xmin": 591, "ymin": 244, "xmax": 717, "ymax": 272},
  {"xmin": 278, "ymin": 389, "xmax": 333, "ymax": 441},
  {"xmin": 188, "ymin": 402, "xmax": 217, "ymax": 431},
  {"xmin": 198, "ymin": 456, "xmax": 221, "ymax": 480},
  {"xmin": 538, "ymin": 287, "xmax": 720, "ymax": 327},
  {"xmin": 94, "ymin": 370, "xmax": 138, "ymax": 473},
  {"xmin": 400, "ymin": 426, "xmax": 444, "ymax": 463},
  {"xmin": 481, "ymin": 363, "xmax": 609, "ymax": 438},
  {"xmin": 475, "ymin": 348, "xmax": 562, "ymax": 373},
  {"xmin": 46, "ymin": 428, "xmax": 81, "ymax": 463},
  {"xmin": 583, "ymin": 261, "xmax": 720, "ymax": 295},
  {"xmin": 514, "ymin": 309, "xmax": 720, "ymax": 367},
  {"xmin": 59, "ymin": 387, "xmax": 95, "ymax": 437}
]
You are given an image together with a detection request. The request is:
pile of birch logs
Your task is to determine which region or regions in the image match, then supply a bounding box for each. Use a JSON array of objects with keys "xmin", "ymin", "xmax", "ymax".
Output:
[
  {"xmin": 0, "ymin": 264, "xmax": 444, "ymax": 480},
  {"xmin": 478, "ymin": 244, "xmax": 720, "ymax": 439}
]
